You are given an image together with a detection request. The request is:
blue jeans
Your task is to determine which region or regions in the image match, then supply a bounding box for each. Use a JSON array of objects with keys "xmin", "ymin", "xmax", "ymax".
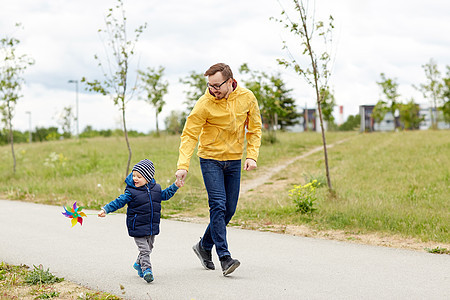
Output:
[{"xmin": 199, "ymin": 158, "xmax": 241, "ymax": 258}]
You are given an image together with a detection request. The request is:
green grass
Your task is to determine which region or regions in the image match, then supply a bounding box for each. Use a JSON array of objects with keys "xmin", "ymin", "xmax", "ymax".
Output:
[
  {"xmin": 0, "ymin": 132, "xmax": 352, "ymax": 214},
  {"xmin": 0, "ymin": 135, "xmax": 202, "ymax": 214},
  {"xmin": 236, "ymin": 130, "xmax": 449, "ymax": 243},
  {"xmin": 323, "ymin": 131, "xmax": 449, "ymax": 242},
  {"xmin": 1, "ymin": 130, "xmax": 448, "ymax": 244},
  {"xmin": 0, "ymin": 262, "xmax": 121, "ymax": 299}
]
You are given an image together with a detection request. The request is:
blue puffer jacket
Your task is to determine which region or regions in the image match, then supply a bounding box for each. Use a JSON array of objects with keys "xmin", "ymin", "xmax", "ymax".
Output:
[{"xmin": 102, "ymin": 173, "xmax": 178, "ymax": 237}]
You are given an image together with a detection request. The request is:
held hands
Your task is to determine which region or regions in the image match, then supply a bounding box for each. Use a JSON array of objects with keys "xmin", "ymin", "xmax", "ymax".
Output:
[
  {"xmin": 175, "ymin": 179, "xmax": 183, "ymax": 188},
  {"xmin": 244, "ymin": 158, "xmax": 257, "ymax": 171},
  {"xmin": 175, "ymin": 169, "xmax": 187, "ymax": 187}
]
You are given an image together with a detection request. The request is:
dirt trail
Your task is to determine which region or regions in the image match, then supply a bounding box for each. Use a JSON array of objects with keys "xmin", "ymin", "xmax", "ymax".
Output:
[{"xmin": 240, "ymin": 138, "xmax": 348, "ymax": 194}]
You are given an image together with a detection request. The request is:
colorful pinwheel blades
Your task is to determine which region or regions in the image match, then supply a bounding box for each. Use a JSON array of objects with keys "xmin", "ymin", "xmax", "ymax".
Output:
[{"xmin": 62, "ymin": 201, "xmax": 87, "ymax": 227}]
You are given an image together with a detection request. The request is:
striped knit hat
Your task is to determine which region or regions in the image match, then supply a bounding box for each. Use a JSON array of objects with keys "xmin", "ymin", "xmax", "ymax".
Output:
[{"xmin": 132, "ymin": 159, "xmax": 155, "ymax": 183}]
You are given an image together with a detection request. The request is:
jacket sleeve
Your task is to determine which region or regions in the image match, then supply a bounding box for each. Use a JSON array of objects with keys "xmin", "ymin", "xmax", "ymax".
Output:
[
  {"xmin": 161, "ymin": 183, "xmax": 179, "ymax": 201},
  {"xmin": 246, "ymin": 94, "xmax": 262, "ymax": 161},
  {"xmin": 177, "ymin": 98, "xmax": 207, "ymax": 171},
  {"xmin": 102, "ymin": 190, "xmax": 132, "ymax": 214}
]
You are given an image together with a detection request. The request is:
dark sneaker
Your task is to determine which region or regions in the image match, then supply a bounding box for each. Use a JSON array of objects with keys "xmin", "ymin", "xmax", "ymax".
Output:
[
  {"xmin": 133, "ymin": 262, "xmax": 143, "ymax": 278},
  {"xmin": 220, "ymin": 256, "xmax": 240, "ymax": 276},
  {"xmin": 193, "ymin": 240, "xmax": 215, "ymax": 270},
  {"xmin": 143, "ymin": 268, "xmax": 154, "ymax": 283}
]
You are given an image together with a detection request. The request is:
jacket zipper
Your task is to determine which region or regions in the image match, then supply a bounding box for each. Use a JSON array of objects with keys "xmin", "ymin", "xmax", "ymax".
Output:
[
  {"xmin": 146, "ymin": 185, "xmax": 153, "ymax": 234},
  {"xmin": 132, "ymin": 214, "xmax": 137, "ymax": 230}
]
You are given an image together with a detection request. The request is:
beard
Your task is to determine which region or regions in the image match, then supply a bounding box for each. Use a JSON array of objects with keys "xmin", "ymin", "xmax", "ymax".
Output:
[
  {"xmin": 214, "ymin": 92, "xmax": 225, "ymax": 99},
  {"xmin": 213, "ymin": 87, "xmax": 229, "ymax": 99}
]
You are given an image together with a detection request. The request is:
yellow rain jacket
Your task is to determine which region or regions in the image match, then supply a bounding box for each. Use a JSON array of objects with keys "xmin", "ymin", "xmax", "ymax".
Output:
[{"xmin": 177, "ymin": 83, "xmax": 262, "ymax": 171}]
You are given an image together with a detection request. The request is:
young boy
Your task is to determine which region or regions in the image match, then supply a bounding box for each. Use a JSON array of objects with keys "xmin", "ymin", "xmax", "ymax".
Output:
[{"xmin": 98, "ymin": 159, "xmax": 182, "ymax": 283}]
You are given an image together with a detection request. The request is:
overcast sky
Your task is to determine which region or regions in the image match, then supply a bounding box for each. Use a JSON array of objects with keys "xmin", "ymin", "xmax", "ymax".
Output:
[{"xmin": 1, "ymin": 0, "xmax": 449, "ymax": 133}]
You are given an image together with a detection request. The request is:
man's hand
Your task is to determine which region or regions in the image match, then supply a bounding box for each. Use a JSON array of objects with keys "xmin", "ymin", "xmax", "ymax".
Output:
[
  {"xmin": 175, "ymin": 169, "xmax": 188, "ymax": 187},
  {"xmin": 243, "ymin": 158, "xmax": 257, "ymax": 171}
]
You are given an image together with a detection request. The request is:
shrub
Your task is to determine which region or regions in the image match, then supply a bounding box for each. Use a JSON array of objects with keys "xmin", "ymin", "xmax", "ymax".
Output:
[
  {"xmin": 24, "ymin": 265, "xmax": 63, "ymax": 285},
  {"xmin": 425, "ymin": 246, "xmax": 449, "ymax": 254},
  {"xmin": 289, "ymin": 180, "xmax": 319, "ymax": 214}
]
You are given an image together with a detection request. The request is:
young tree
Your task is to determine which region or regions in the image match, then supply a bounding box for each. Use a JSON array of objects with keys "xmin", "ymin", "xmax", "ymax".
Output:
[
  {"xmin": 0, "ymin": 29, "xmax": 34, "ymax": 173},
  {"xmin": 319, "ymin": 86, "xmax": 336, "ymax": 125},
  {"xmin": 82, "ymin": 0, "xmax": 146, "ymax": 177},
  {"xmin": 274, "ymin": 0, "xmax": 335, "ymax": 190},
  {"xmin": 179, "ymin": 70, "xmax": 207, "ymax": 113},
  {"xmin": 398, "ymin": 99, "xmax": 423, "ymax": 130},
  {"xmin": 416, "ymin": 58, "xmax": 443, "ymax": 129},
  {"xmin": 371, "ymin": 101, "xmax": 389, "ymax": 124},
  {"xmin": 442, "ymin": 66, "xmax": 450, "ymax": 123},
  {"xmin": 57, "ymin": 106, "xmax": 74, "ymax": 139},
  {"xmin": 164, "ymin": 110, "xmax": 186, "ymax": 135},
  {"xmin": 266, "ymin": 74, "xmax": 293, "ymax": 135},
  {"xmin": 272, "ymin": 75, "xmax": 301, "ymax": 129},
  {"xmin": 373, "ymin": 73, "xmax": 401, "ymax": 128},
  {"xmin": 239, "ymin": 63, "xmax": 289, "ymax": 143},
  {"xmin": 138, "ymin": 66, "xmax": 168, "ymax": 136}
]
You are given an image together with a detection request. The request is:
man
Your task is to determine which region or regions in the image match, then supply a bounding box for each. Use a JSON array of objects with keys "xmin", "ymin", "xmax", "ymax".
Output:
[{"xmin": 175, "ymin": 63, "xmax": 262, "ymax": 276}]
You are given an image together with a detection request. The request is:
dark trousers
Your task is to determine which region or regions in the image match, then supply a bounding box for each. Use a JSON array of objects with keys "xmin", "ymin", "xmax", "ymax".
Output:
[{"xmin": 199, "ymin": 158, "xmax": 241, "ymax": 258}]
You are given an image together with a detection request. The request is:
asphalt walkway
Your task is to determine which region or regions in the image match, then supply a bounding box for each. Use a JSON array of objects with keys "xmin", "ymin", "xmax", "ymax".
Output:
[{"xmin": 1, "ymin": 199, "xmax": 449, "ymax": 299}]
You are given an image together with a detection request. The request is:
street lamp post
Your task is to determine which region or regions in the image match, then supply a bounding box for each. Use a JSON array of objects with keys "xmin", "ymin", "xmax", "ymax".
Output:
[
  {"xmin": 68, "ymin": 79, "xmax": 79, "ymax": 138},
  {"xmin": 26, "ymin": 111, "xmax": 32, "ymax": 143}
]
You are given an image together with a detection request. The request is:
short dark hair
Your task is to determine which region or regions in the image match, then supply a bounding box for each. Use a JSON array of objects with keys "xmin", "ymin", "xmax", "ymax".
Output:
[{"xmin": 204, "ymin": 63, "xmax": 233, "ymax": 80}]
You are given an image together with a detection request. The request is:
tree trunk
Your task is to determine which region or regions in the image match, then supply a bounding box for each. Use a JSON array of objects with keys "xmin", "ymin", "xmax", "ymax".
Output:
[
  {"xmin": 8, "ymin": 118, "xmax": 16, "ymax": 174},
  {"xmin": 300, "ymin": 5, "xmax": 333, "ymax": 191},
  {"xmin": 433, "ymin": 96, "xmax": 438, "ymax": 129},
  {"xmin": 316, "ymin": 96, "xmax": 332, "ymax": 190},
  {"xmin": 304, "ymin": 105, "xmax": 309, "ymax": 131},
  {"xmin": 122, "ymin": 102, "xmax": 132, "ymax": 177},
  {"xmin": 155, "ymin": 110, "xmax": 160, "ymax": 136}
]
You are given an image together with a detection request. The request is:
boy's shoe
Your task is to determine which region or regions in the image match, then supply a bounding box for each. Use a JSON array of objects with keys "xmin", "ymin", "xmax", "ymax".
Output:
[
  {"xmin": 143, "ymin": 268, "xmax": 154, "ymax": 283},
  {"xmin": 220, "ymin": 255, "xmax": 240, "ymax": 276},
  {"xmin": 133, "ymin": 263, "xmax": 143, "ymax": 278},
  {"xmin": 192, "ymin": 240, "xmax": 215, "ymax": 270}
]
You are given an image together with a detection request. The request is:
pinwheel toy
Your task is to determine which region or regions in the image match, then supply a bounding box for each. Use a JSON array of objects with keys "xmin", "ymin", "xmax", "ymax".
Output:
[{"xmin": 62, "ymin": 201, "xmax": 87, "ymax": 227}]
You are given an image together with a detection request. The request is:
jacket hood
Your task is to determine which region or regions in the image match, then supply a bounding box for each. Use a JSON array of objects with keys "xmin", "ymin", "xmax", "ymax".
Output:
[{"xmin": 125, "ymin": 172, "xmax": 155, "ymax": 189}]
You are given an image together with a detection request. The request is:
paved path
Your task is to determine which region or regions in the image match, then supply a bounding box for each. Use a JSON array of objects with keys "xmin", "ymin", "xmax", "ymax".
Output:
[{"xmin": 1, "ymin": 199, "xmax": 449, "ymax": 299}]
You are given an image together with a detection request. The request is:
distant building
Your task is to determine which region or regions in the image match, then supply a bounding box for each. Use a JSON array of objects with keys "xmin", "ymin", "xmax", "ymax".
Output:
[
  {"xmin": 375, "ymin": 112, "xmax": 397, "ymax": 131},
  {"xmin": 360, "ymin": 105, "xmax": 375, "ymax": 132},
  {"xmin": 286, "ymin": 108, "xmax": 328, "ymax": 132},
  {"xmin": 360, "ymin": 104, "xmax": 449, "ymax": 132},
  {"xmin": 419, "ymin": 107, "xmax": 450, "ymax": 130},
  {"xmin": 286, "ymin": 108, "xmax": 326, "ymax": 132},
  {"xmin": 303, "ymin": 108, "xmax": 318, "ymax": 132}
]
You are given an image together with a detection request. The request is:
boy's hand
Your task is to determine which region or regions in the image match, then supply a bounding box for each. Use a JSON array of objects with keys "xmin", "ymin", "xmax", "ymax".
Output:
[
  {"xmin": 175, "ymin": 169, "xmax": 187, "ymax": 187},
  {"xmin": 175, "ymin": 179, "xmax": 183, "ymax": 188},
  {"xmin": 98, "ymin": 210, "xmax": 106, "ymax": 217}
]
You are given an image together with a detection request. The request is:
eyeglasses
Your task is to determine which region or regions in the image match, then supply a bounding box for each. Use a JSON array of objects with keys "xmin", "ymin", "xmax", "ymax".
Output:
[{"xmin": 207, "ymin": 79, "xmax": 229, "ymax": 90}]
